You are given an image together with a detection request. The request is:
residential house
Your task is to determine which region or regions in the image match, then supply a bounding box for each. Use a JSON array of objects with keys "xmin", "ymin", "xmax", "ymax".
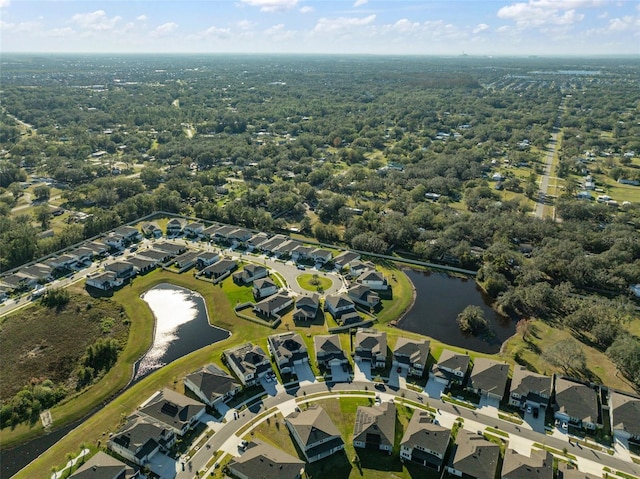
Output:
[
  {"xmin": 609, "ymin": 390, "xmax": 640, "ymax": 443},
  {"xmin": 347, "ymin": 284, "xmax": 380, "ymax": 310},
  {"xmin": 354, "ymin": 328, "xmax": 387, "ymax": 369},
  {"xmin": 232, "ymin": 264, "xmax": 269, "ymax": 285},
  {"xmin": 273, "ymin": 239, "xmax": 302, "ymax": 258},
  {"xmin": 227, "ymin": 228, "xmax": 253, "ymax": 246},
  {"xmin": 49, "ymin": 253, "xmax": 81, "ymax": 270},
  {"xmin": 201, "ymin": 223, "xmax": 223, "ymax": 240},
  {"xmin": 310, "ymin": 248, "xmax": 332, "ymax": 264},
  {"xmin": 138, "ymin": 388, "xmax": 205, "ymax": 437},
  {"xmin": 137, "ymin": 249, "xmax": 173, "ymax": 264},
  {"xmin": 293, "ymin": 294, "xmax": 320, "ymax": 321},
  {"xmin": 508, "ymin": 366, "xmax": 552, "ymax": 411},
  {"xmin": 126, "ymin": 257, "xmax": 156, "ymax": 275},
  {"xmin": 0, "ymin": 273, "xmax": 35, "ymax": 292},
  {"xmin": 199, "ymin": 259, "xmax": 237, "ymax": 279},
  {"xmin": 253, "ymin": 293, "xmax": 293, "ymax": 319},
  {"xmin": 286, "ymin": 406, "xmax": 345, "ymax": 463},
  {"xmin": 140, "ymin": 222, "xmax": 162, "ymax": 238},
  {"xmin": 393, "ymin": 338, "xmax": 430, "ymax": 378},
  {"xmin": 400, "ymin": 411, "xmax": 450, "ymax": 471},
  {"xmin": 166, "ymin": 218, "xmax": 186, "ymax": 236},
  {"xmin": 69, "ymin": 451, "xmax": 139, "ymax": 479},
  {"xmin": 557, "ymin": 463, "xmax": 601, "ymax": 479},
  {"xmin": 257, "ymin": 234, "xmax": 288, "ymax": 255},
  {"xmin": 70, "ymin": 247, "xmax": 96, "ymax": 264},
  {"xmin": 20, "ymin": 263, "xmax": 54, "ymax": 283},
  {"xmin": 324, "ymin": 294, "xmax": 357, "ymax": 320},
  {"xmin": 104, "ymin": 261, "xmax": 136, "ymax": 280},
  {"xmin": 554, "ymin": 377, "xmax": 600, "ymax": 430},
  {"xmin": 353, "ymin": 402, "xmax": 396, "ymax": 452},
  {"xmin": 349, "ymin": 260, "xmax": 375, "ymax": 278},
  {"xmin": 246, "ymin": 232, "xmax": 268, "ymax": 251},
  {"xmin": 114, "ymin": 226, "xmax": 142, "ymax": 243},
  {"xmin": 107, "ymin": 414, "xmax": 175, "ymax": 466},
  {"xmin": 429, "ymin": 349, "xmax": 470, "ymax": 387},
  {"xmin": 467, "ymin": 358, "xmax": 510, "ymax": 403},
  {"xmin": 501, "ymin": 449, "xmax": 553, "ymax": 479},
  {"xmin": 356, "ymin": 270, "xmax": 388, "ymax": 290},
  {"xmin": 85, "ymin": 241, "xmax": 109, "ymax": 257},
  {"xmin": 86, "ymin": 271, "xmax": 123, "ymax": 290},
  {"xmin": 212, "ymin": 224, "xmax": 237, "ymax": 242},
  {"xmin": 0, "ymin": 286, "xmax": 8, "ymax": 302},
  {"xmin": 314, "ymin": 334, "xmax": 348, "ymax": 369},
  {"xmin": 291, "ymin": 245, "xmax": 314, "ymax": 262},
  {"xmin": 223, "ymin": 343, "xmax": 272, "ymax": 386},
  {"xmin": 103, "ymin": 233, "xmax": 126, "ymax": 250},
  {"xmin": 333, "ymin": 251, "xmax": 361, "ymax": 270},
  {"xmin": 227, "ymin": 440, "xmax": 305, "ymax": 479},
  {"xmin": 196, "ymin": 251, "xmax": 220, "ymax": 268},
  {"xmin": 183, "ymin": 222, "xmax": 205, "ymax": 237},
  {"xmin": 253, "ymin": 277, "xmax": 279, "ymax": 299},
  {"xmin": 153, "ymin": 242, "xmax": 186, "ymax": 256},
  {"xmin": 268, "ymin": 332, "xmax": 308, "ymax": 375},
  {"xmin": 173, "ymin": 250, "xmax": 199, "ymax": 269},
  {"xmin": 184, "ymin": 364, "xmax": 241, "ymax": 412},
  {"xmin": 446, "ymin": 430, "xmax": 500, "ymax": 479}
]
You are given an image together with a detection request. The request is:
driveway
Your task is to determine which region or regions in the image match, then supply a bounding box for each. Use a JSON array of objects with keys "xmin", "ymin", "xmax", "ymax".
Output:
[
  {"xmin": 148, "ymin": 452, "xmax": 177, "ymax": 479},
  {"xmin": 293, "ymin": 362, "xmax": 316, "ymax": 385},
  {"xmin": 259, "ymin": 376, "xmax": 278, "ymax": 396},
  {"xmin": 477, "ymin": 396, "xmax": 501, "ymax": 418},
  {"xmin": 388, "ymin": 365, "xmax": 407, "ymax": 389},
  {"xmin": 424, "ymin": 379, "xmax": 446, "ymax": 399},
  {"xmin": 353, "ymin": 359, "xmax": 372, "ymax": 381},
  {"xmin": 330, "ymin": 363, "xmax": 350, "ymax": 383},
  {"xmin": 522, "ymin": 405, "xmax": 546, "ymax": 433}
]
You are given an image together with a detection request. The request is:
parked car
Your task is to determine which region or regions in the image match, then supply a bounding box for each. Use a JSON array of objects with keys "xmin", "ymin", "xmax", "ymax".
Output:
[
  {"xmin": 533, "ymin": 407, "xmax": 539, "ymax": 418},
  {"xmin": 526, "ymin": 405, "xmax": 532, "ymax": 414}
]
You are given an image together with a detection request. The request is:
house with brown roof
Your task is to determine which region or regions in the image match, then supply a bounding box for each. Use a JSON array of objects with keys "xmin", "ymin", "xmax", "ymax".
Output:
[
  {"xmin": 554, "ymin": 376, "xmax": 601, "ymax": 430},
  {"xmin": 69, "ymin": 451, "xmax": 139, "ymax": 479},
  {"xmin": 446, "ymin": 430, "xmax": 500, "ymax": 479},
  {"xmin": 400, "ymin": 411, "xmax": 450, "ymax": 471},
  {"xmin": 508, "ymin": 366, "xmax": 552, "ymax": 411},
  {"xmin": 429, "ymin": 349, "xmax": 469, "ymax": 387},
  {"xmin": 467, "ymin": 358, "xmax": 510, "ymax": 402},
  {"xmin": 324, "ymin": 294, "xmax": 357, "ymax": 320},
  {"xmin": 107, "ymin": 413, "xmax": 175, "ymax": 467},
  {"xmin": 253, "ymin": 293, "xmax": 294, "ymax": 319},
  {"xmin": 227, "ymin": 440, "xmax": 305, "ymax": 479},
  {"xmin": 353, "ymin": 402, "xmax": 396, "ymax": 453},
  {"xmin": 286, "ymin": 405, "xmax": 345, "ymax": 463},
  {"xmin": 393, "ymin": 338, "xmax": 430, "ymax": 378},
  {"xmin": 354, "ymin": 328, "xmax": 387, "ymax": 369},
  {"xmin": 609, "ymin": 390, "xmax": 640, "ymax": 443},
  {"xmin": 184, "ymin": 364, "xmax": 241, "ymax": 412},
  {"xmin": 314, "ymin": 334, "xmax": 348, "ymax": 369},
  {"xmin": 501, "ymin": 449, "xmax": 553, "ymax": 479},
  {"xmin": 293, "ymin": 294, "xmax": 320, "ymax": 321},
  {"xmin": 138, "ymin": 388, "xmax": 205, "ymax": 437}
]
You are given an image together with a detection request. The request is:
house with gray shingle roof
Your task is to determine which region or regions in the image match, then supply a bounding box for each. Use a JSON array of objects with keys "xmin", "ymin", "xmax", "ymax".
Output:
[
  {"xmin": 286, "ymin": 405, "xmax": 344, "ymax": 463},
  {"xmin": 227, "ymin": 440, "xmax": 305, "ymax": 479},
  {"xmin": 609, "ymin": 390, "xmax": 640, "ymax": 443},
  {"xmin": 347, "ymin": 283, "xmax": 380, "ymax": 310},
  {"xmin": 467, "ymin": 358, "xmax": 510, "ymax": 402},
  {"xmin": 107, "ymin": 413, "xmax": 175, "ymax": 467},
  {"xmin": 554, "ymin": 376, "xmax": 600, "ymax": 430},
  {"xmin": 557, "ymin": 463, "xmax": 601, "ymax": 479},
  {"xmin": 314, "ymin": 334, "xmax": 347, "ymax": 369},
  {"xmin": 446, "ymin": 430, "xmax": 500, "ymax": 479},
  {"xmin": 69, "ymin": 451, "xmax": 139, "ymax": 479},
  {"xmin": 508, "ymin": 366, "xmax": 552, "ymax": 411},
  {"xmin": 138, "ymin": 388, "xmax": 205, "ymax": 437},
  {"xmin": 253, "ymin": 277, "xmax": 278, "ymax": 299},
  {"xmin": 254, "ymin": 293, "xmax": 293, "ymax": 319},
  {"xmin": 333, "ymin": 251, "xmax": 361, "ymax": 270},
  {"xmin": 430, "ymin": 349, "xmax": 469, "ymax": 387},
  {"xmin": 353, "ymin": 402, "xmax": 396, "ymax": 452},
  {"xmin": 400, "ymin": 411, "xmax": 450, "ymax": 470},
  {"xmin": 393, "ymin": 338, "xmax": 430, "ymax": 377},
  {"xmin": 324, "ymin": 294, "xmax": 356, "ymax": 320},
  {"xmin": 233, "ymin": 264, "xmax": 268, "ymax": 285},
  {"xmin": 184, "ymin": 364, "xmax": 241, "ymax": 412},
  {"xmin": 293, "ymin": 294, "xmax": 320, "ymax": 321},
  {"xmin": 354, "ymin": 328, "xmax": 387, "ymax": 369},
  {"xmin": 268, "ymin": 332, "xmax": 308, "ymax": 375},
  {"xmin": 356, "ymin": 269, "xmax": 388, "ymax": 290},
  {"xmin": 224, "ymin": 343, "xmax": 272, "ymax": 386},
  {"xmin": 501, "ymin": 449, "xmax": 553, "ymax": 479}
]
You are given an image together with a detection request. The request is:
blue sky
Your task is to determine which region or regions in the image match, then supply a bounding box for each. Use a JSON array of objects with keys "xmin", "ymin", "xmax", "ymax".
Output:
[{"xmin": 1, "ymin": 0, "xmax": 639, "ymax": 55}]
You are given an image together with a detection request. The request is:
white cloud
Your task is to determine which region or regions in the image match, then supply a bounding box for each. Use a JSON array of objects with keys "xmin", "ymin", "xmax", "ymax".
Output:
[
  {"xmin": 202, "ymin": 25, "xmax": 232, "ymax": 38},
  {"xmin": 0, "ymin": 20, "xmax": 41, "ymax": 33},
  {"xmin": 46, "ymin": 27, "xmax": 75, "ymax": 37},
  {"xmin": 299, "ymin": 6, "xmax": 314, "ymax": 14},
  {"xmin": 152, "ymin": 22, "xmax": 178, "ymax": 36},
  {"xmin": 0, "ymin": 0, "xmax": 10, "ymax": 8},
  {"xmin": 473, "ymin": 23, "xmax": 490, "ymax": 34},
  {"xmin": 71, "ymin": 10, "xmax": 121, "ymax": 31},
  {"xmin": 354, "ymin": 0, "xmax": 368, "ymax": 7},
  {"xmin": 608, "ymin": 15, "xmax": 640, "ymax": 31},
  {"xmin": 497, "ymin": 0, "xmax": 603, "ymax": 28},
  {"xmin": 264, "ymin": 23, "xmax": 296, "ymax": 41},
  {"xmin": 236, "ymin": 20, "xmax": 256, "ymax": 30},
  {"xmin": 314, "ymin": 14, "xmax": 376, "ymax": 33},
  {"xmin": 388, "ymin": 19, "xmax": 421, "ymax": 34},
  {"xmin": 241, "ymin": 0, "xmax": 298, "ymax": 12},
  {"xmin": 137, "ymin": 15, "xmax": 147, "ymax": 21}
]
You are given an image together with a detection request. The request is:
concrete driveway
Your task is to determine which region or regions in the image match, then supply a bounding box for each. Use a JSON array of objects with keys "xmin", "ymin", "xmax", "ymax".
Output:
[
  {"xmin": 387, "ymin": 365, "xmax": 408, "ymax": 389},
  {"xmin": 148, "ymin": 452, "xmax": 177, "ymax": 479},
  {"xmin": 424, "ymin": 379, "xmax": 446, "ymax": 399},
  {"xmin": 353, "ymin": 360, "xmax": 372, "ymax": 381},
  {"xmin": 522, "ymin": 405, "xmax": 546, "ymax": 433},
  {"xmin": 330, "ymin": 363, "xmax": 350, "ymax": 383},
  {"xmin": 293, "ymin": 362, "xmax": 316, "ymax": 385},
  {"xmin": 259, "ymin": 376, "xmax": 278, "ymax": 396}
]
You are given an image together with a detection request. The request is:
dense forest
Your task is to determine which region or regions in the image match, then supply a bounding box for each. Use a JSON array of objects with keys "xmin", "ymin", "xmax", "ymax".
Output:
[{"xmin": 1, "ymin": 55, "xmax": 639, "ymax": 386}]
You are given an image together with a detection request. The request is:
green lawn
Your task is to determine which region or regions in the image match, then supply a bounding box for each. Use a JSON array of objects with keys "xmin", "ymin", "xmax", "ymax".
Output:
[{"xmin": 296, "ymin": 273, "xmax": 333, "ymax": 292}]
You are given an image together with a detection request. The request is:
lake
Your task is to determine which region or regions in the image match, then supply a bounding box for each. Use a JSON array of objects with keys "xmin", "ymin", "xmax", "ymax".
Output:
[
  {"xmin": 397, "ymin": 269, "xmax": 515, "ymax": 353},
  {"xmin": 1, "ymin": 283, "xmax": 230, "ymax": 478}
]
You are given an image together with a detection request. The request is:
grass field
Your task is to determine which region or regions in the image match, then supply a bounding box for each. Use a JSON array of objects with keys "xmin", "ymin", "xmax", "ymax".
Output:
[{"xmin": 295, "ymin": 273, "xmax": 333, "ymax": 292}]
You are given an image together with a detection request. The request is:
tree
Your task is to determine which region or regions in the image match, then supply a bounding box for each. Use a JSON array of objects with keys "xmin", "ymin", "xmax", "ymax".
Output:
[
  {"xmin": 607, "ymin": 335, "xmax": 640, "ymax": 387},
  {"xmin": 35, "ymin": 205, "xmax": 52, "ymax": 229},
  {"xmin": 456, "ymin": 305, "xmax": 490, "ymax": 335},
  {"xmin": 33, "ymin": 185, "xmax": 51, "ymax": 202},
  {"xmin": 543, "ymin": 338, "xmax": 586, "ymax": 374},
  {"xmin": 515, "ymin": 318, "xmax": 533, "ymax": 341}
]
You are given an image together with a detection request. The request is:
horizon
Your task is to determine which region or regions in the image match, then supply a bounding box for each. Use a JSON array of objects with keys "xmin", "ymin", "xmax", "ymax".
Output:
[{"xmin": 1, "ymin": 0, "xmax": 639, "ymax": 56}]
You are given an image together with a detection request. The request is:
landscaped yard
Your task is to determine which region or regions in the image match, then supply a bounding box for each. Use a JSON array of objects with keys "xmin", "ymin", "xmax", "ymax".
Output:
[{"xmin": 296, "ymin": 273, "xmax": 333, "ymax": 292}]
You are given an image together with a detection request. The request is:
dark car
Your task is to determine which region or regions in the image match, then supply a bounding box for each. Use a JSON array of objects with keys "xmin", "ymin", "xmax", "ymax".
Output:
[{"xmin": 533, "ymin": 407, "xmax": 539, "ymax": 418}]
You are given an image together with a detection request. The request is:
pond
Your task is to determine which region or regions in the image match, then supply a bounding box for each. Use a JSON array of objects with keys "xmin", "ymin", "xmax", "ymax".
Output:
[
  {"xmin": 397, "ymin": 269, "xmax": 515, "ymax": 354},
  {"xmin": 1, "ymin": 283, "xmax": 230, "ymax": 478}
]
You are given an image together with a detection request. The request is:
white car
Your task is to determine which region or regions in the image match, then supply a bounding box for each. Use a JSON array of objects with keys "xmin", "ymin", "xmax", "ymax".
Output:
[{"xmin": 526, "ymin": 405, "xmax": 532, "ymax": 414}]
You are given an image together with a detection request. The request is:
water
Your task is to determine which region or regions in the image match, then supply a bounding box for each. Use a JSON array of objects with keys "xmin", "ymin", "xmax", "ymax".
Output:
[
  {"xmin": 1, "ymin": 283, "xmax": 230, "ymax": 478},
  {"xmin": 397, "ymin": 269, "xmax": 515, "ymax": 353},
  {"xmin": 134, "ymin": 284, "xmax": 231, "ymax": 380}
]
